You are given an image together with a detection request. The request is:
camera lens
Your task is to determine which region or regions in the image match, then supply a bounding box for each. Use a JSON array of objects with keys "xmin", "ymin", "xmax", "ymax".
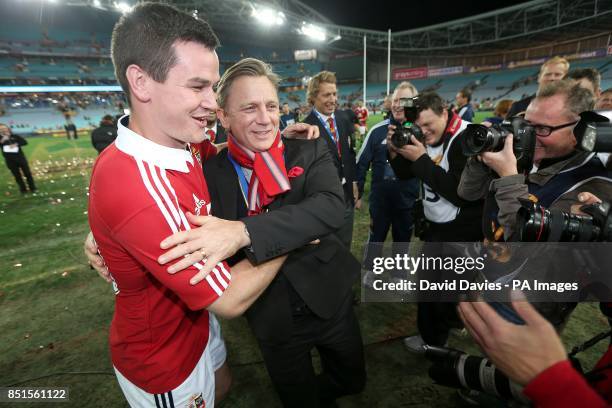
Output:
[
  {"xmin": 466, "ymin": 126, "xmax": 490, "ymax": 152},
  {"xmin": 518, "ymin": 205, "xmax": 601, "ymax": 242},
  {"xmin": 461, "ymin": 124, "xmax": 506, "ymax": 156}
]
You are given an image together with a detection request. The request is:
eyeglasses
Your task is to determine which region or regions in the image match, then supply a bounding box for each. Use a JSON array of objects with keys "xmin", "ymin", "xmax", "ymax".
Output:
[{"xmin": 528, "ymin": 120, "xmax": 578, "ymax": 137}]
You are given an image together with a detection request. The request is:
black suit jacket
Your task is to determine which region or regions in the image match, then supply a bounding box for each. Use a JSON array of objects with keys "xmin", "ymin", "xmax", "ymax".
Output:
[
  {"xmin": 303, "ymin": 110, "xmax": 357, "ymax": 204},
  {"xmin": 212, "ymin": 121, "xmax": 228, "ymax": 144},
  {"xmin": 203, "ymin": 137, "xmax": 360, "ymax": 342}
]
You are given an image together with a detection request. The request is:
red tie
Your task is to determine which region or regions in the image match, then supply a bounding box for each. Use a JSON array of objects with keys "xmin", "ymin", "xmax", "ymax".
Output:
[
  {"xmin": 327, "ymin": 117, "xmax": 341, "ymax": 157},
  {"xmin": 206, "ymin": 129, "xmax": 216, "ymax": 143}
]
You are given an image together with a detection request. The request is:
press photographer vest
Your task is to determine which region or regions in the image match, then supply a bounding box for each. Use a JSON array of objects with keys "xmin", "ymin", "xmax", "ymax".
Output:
[
  {"xmin": 528, "ymin": 153, "xmax": 612, "ymax": 207},
  {"xmin": 423, "ymin": 116, "xmax": 468, "ymax": 223}
]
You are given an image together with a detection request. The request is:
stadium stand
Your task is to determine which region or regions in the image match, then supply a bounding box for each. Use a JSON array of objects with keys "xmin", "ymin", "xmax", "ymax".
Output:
[{"xmin": 1, "ymin": 0, "xmax": 611, "ymax": 133}]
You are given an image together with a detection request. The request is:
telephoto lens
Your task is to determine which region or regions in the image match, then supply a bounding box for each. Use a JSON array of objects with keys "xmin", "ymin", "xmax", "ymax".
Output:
[
  {"xmin": 517, "ymin": 200, "xmax": 612, "ymax": 242},
  {"xmin": 424, "ymin": 345, "xmax": 529, "ymax": 403}
]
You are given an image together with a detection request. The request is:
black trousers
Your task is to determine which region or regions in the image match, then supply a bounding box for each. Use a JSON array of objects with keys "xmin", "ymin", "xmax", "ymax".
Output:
[
  {"xmin": 6, "ymin": 157, "xmax": 36, "ymax": 193},
  {"xmin": 257, "ymin": 293, "xmax": 366, "ymax": 408},
  {"xmin": 416, "ymin": 240, "xmax": 463, "ymax": 346}
]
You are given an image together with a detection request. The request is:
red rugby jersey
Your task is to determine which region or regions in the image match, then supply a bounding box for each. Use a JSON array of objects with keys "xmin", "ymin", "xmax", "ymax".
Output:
[
  {"xmin": 88, "ymin": 116, "xmax": 231, "ymax": 393},
  {"xmin": 355, "ymin": 106, "xmax": 368, "ymax": 126}
]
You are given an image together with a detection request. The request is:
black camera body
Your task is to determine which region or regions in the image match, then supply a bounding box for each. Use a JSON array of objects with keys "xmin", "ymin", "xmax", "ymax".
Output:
[
  {"xmin": 460, "ymin": 117, "xmax": 537, "ymax": 173},
  {"xmin": 517, "ymin": 199, "xmax": 612, "ymax": 242},
  {"xmin": 390, "ymin": 120, "xmax": 424, "ymax": 148},
  {"xmin": 389, "ymin": 96, "xmax": 425, "ymax": 148}
]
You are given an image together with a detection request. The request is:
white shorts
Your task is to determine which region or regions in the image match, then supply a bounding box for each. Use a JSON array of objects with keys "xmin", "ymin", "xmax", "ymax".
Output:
[
  {"xmin": 359, "ymin": 125, "xmax": 366, "ymax": 135},
  {"xmin": 208, "ymin": 313, "xmax": 227, "ymax": 371},
  {"xmin": 114, "ymin": 313, "xmax": 227, "ymax": 408}
]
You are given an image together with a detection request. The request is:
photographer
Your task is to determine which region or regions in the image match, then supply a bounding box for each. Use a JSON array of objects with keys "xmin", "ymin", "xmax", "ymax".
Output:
[
  {"xmin": 387, "ymin": 92, "xmax": 484, "ymax": 351},
  {"xmin": 458, "ymin": 80, "xmax": 612, "ymax": 242},
  {"xmin": 356, "ymin": 81, "xmax": 419, "ymax": 273}
]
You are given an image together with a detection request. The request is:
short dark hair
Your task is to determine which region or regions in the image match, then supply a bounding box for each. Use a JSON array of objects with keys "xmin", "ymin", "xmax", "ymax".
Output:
[
  {"xmin": 111, "ymin": 2, "xmax": 220, "ymax": 103},
  {"xmin": 416, "ymin": 92, "xmax": 446, "ymax": 116},
  {"xmin": 567, "ymin": 68, "xmax": 601, "ymax": 91},
  {"xmin": 459, "ymin": 88, "xmax": 472, "ymax": 102}
]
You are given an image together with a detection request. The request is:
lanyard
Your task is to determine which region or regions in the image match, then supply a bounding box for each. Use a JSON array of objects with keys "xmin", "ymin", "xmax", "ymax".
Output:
[
  {"xmin": 227, "ymin": 153, "xmax": 249, "ymax": 207},
  {"xmin": 314, "ymin": 109, "xmax": 338, "ymax": 146}
]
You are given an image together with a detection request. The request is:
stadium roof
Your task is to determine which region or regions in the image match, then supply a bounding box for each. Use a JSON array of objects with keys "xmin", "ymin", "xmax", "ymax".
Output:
[{"xmin": 45, "ymin": 0, "xmax": 612, "ymax": 56}]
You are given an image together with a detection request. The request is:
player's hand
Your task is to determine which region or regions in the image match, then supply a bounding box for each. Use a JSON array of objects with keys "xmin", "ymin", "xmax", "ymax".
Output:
[
  {"xmin": 355, "ymin": 198, "xmax": 362, "ymax": 210},
  {"xmin": 282, "ymin": 123, "xmax": 319, "ymax": 140},
  {"xmin": 158, "ymin": 213, "xmax": 251, "ymax": 284},
  {"xmin": 84, "ymin": 231, "xmax": 111, "ymax": 283}
]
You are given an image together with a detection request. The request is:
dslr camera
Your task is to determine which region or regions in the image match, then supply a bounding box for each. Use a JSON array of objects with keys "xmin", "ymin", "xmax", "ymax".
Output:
[
  {"xmin": 460, "ymin": 117, "xmax": 537, "ymax": 173},
  {"xmin": 390, "ymin": 97, "xmax": 425, "ymax": 148},
  {"xmin": 517, "ymin": 199, "xmax": 612, "ymax": 242}
]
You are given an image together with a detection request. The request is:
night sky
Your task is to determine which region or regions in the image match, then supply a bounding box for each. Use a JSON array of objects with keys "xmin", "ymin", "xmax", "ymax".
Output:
[{"xmin": 302, "ymin": 0, "xmax": 523, "ymax": 31}]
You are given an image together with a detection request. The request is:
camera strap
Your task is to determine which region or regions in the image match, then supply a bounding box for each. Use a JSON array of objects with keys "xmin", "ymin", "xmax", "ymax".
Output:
[{"xmin": 569, "ymin": 329, "xmax": 612, "ymax": 358}]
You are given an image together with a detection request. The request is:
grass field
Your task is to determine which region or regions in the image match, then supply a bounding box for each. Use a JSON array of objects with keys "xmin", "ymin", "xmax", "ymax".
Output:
[{"xmin": 0, "ymin": 115, "xmax": 608, "ymax": 407}]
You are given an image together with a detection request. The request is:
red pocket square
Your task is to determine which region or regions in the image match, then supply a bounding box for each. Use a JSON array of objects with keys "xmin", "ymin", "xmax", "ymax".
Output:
[{"xmin": 288, "ymin": 166, "xmax": 304, "ymax": 178}]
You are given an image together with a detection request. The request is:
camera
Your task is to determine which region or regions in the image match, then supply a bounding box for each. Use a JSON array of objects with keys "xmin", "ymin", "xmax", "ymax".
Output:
[
  {"xmin": 424, "ymin": 345, "xmax": 528, "ymax": 403},
  {"xmin": 574, "ymin": 111, "xmax": 612, "ymax": 153},
  {"xmin": 460, "ymin": 117, "xmax": 536, "ymax": 173},
  {"xmin": 390, "ymin": 97, "xmax": 424, "ymax": 148},
  {"xmin": 390, "ymin": 120, "xmax": 424, "ymax": 148},
  {"xmin": 517, "ymin": 199, "xmax": 612, "ymax": 242}
]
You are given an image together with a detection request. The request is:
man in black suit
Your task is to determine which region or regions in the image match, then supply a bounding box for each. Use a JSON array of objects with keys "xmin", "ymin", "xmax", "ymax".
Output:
[
  {"xmin": 1, "ymin": 123, "xmax": 36, "ymax": 194},
  {"xmin": 84, "ymin": 58, "xmax": 365, "ymax": 407},
  {"xmin": 157, "ymin": 59, "xmax": 365, "ymax": 407},
  {"xmin": 90, "ymin": 115, "xmax": 117, "ymax": 154},
  {"xmin": 303, "ymin": 71, "xmax": 358, "ymax": 249},
  {"xmin": 204, "ymin": 109, "xmax": 228, "ymax": 144}
]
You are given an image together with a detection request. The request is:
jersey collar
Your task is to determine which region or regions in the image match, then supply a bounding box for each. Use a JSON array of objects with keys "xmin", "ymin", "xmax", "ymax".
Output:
[{"xmin": 115, "ymin": 115, "xmax": 194, "ymax": 173}]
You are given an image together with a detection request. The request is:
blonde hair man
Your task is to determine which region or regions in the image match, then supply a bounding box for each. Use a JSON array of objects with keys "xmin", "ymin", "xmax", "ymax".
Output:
[{"xmin": 506, "ymin": 56, "xmax": 570, "ymax": 118}]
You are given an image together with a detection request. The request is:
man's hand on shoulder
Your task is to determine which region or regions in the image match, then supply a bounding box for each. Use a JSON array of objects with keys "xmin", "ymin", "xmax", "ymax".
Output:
[
  {"xmin": 84, "ymin": 232, "xmax": 111, "ymax": 283},
  {"xmin": 282, "ymin": 123, "xmax": 319, "ymax": 140}
]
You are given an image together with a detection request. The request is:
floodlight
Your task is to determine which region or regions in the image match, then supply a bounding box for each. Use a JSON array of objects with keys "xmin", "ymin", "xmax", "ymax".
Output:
[
  {"xmin": 93, "ymin": 0, "xmax": 101, "ymax": 7},
  {"xmin": 114, "ymin": 1, "xmax": 132, "ymax": 13},
  {"xmin": 251, "ymin": 5, "xmax": 285, "ymax": 26},
  {"xmin": 299, "ymin": 23, "xmax": 326, "ymax": 42}
]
